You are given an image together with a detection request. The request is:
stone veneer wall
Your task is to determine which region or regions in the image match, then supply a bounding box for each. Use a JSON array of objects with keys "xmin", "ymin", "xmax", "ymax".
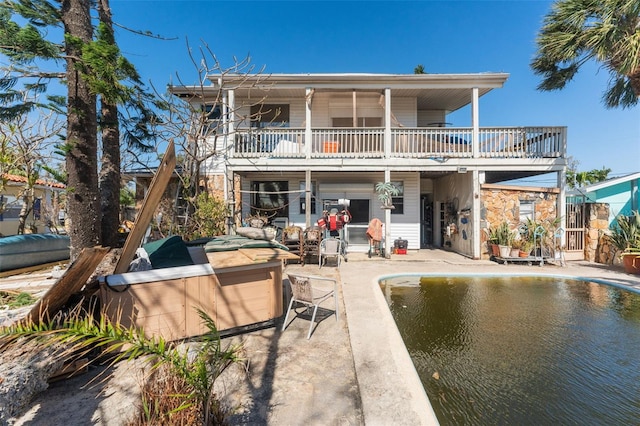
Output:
[
  {"xmin": 204, "ymin": 174, "xmax": 242, "ymax": 229},
  {"xmin": 480, "ymin": 185, "xmax": 559, "ymax": 259},
  {"xmin": 585, "ymin": 203, "xmax": 616, "ymax": 264}
]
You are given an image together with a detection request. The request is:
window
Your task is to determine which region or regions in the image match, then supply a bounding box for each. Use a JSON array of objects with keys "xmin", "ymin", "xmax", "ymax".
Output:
[
  {"xmin": 251, "ymin": 181, "xmax": 289, "ymax": 218},
  {"xmin": 299, "ymin": 181, "xmax": 316, "ymax": 214},
  {"xmin": 201, "ymin": 104, "xmax": 222, "ymax": 134},
  {"xmin": 251, "ymin": 104, "xmax": 290, "ymax": 128},
  {"xmin": 390, "ymin": 181, "xmax": 404, "ymax": 215},
  {"xmin": 332, "ymin": 117, "xmax": 382, "ymax": 127},
  {"xmin": 347, "ymin": 199, "xmax": 370, "ymax": 224},
  {"xmin": 519, "ymin": 200, "xmax": 534, "ymax": 222},
  {"xmin": 0, "ymin": 195, "xmax": 21, "ymax": 221},
  {"xmin": 33, "ymin": 198, "xmax": 41, "ymax": 220},
  {"xmin": 203, "ymin": 104, "xmax": 221, "ymax": 120}
]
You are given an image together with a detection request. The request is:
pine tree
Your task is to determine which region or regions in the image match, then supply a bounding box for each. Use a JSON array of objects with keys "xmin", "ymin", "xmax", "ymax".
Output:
[{"xmin": 0, "ymin": 1, "xmax": 160, "ymax": 256}]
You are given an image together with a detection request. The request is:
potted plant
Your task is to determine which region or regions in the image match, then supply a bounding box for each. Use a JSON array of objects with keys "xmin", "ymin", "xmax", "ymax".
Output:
[
  {"xmin": 607, "ymin": 211, "xmax": 640, "ymax": 274},
  {"xmin": 519, "ymin": 239, "xmax": 534, "ymax": 258},
  {"xmin": 520, "ymin": 216, "xmax": 561, "ymax": 257},
  {"xmin": 510, "ymin": 239, "xmax": 524, "ymax": 258},
  {"xmin": 495, "ymin": 221, "xmax": 514, "ymax": 258},
  {"xmin": 485, "ymin": 227, "xmax": 500, "ymax": 256}
]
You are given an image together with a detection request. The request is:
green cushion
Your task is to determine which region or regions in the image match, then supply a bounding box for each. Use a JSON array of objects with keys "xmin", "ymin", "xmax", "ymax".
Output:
[{"xmin": 143, "ymin": 236, "xmax": 194, "ymax": 269}]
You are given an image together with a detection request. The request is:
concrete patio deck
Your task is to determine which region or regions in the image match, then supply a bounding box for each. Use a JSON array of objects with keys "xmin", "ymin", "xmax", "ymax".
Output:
[
  {"xmin": 213, "ymin": 249, "xmax": 640, "ymax": 425},
  {"xmin": 4, "ymin": 249, "xmax": 640, "ymax": 425}
]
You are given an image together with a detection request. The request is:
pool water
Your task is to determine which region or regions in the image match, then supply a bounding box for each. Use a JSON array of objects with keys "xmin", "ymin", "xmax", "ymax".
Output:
[{"xmin": 380, "ymin": 276, "xmax": 640, "ymax": 425}]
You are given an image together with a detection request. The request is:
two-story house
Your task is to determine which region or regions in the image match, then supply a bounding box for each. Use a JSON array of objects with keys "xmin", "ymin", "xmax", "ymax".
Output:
[{"xmin": 171, "ymin": 73, "xmax": 567, "ymax": 259}]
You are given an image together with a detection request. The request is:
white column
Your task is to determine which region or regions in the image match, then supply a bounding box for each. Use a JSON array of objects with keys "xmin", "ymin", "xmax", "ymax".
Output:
[
  {"xmin": 305, "ymin": 88, "xmax": 313, "ymax": 158},
  {"xmin": 384, "ymin": 88, "xmax": 391, "ymax": 159},
  {"xmin": 472, "ymin": 169, "xmax": 482, "ymax": 259},
  {"xmin": 557, "ymin": 168, "xmax": 567, "ymax": 249},
  {"xmin": 226, "ymin": 88, "xmax": 236, "ymax": 234},
  {"xmin": 305, "ymin": 170, "xmax": 312, "ymax": 228},
  {"xmin": 384, "ymin": 169, "xmax": 391, "ymax": 257},
  {"xmin": 472, "ymin": 87, "xmax": 479, "ymax": 158}
]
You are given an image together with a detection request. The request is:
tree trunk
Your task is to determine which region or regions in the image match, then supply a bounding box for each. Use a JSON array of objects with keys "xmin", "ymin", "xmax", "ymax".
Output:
[
  {"xmin": 99, "ymin": 99, "xmax": 120, "ymax": 248},
  {"xmin": 16, "ymin": 193, "xmax": 33, "ymax": 235},
  {"xmin": 62, "ymin": 0, "xmax": 100, "ymax": 260},
  {"xmin": 98, "ymin": 0, "xmax": 121, "ymax": 249}
]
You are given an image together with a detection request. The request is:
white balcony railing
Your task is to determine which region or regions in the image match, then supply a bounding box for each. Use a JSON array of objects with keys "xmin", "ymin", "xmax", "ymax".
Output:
[
  {"xmin": 392, "ymin": 128, "xmax": 472, "ymax": 158},
  {"xmin": 477, "ymin": 127, "xmax": 565, "ymax": 158},
  {"xmin": 231, "ymin": 126, "xmax": 566, "ymax": 160}
]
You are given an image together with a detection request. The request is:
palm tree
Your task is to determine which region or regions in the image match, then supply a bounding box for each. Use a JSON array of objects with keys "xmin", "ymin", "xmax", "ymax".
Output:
[
  {"xmin": 0, "ymin": 307, "xmax": 242, "ymax": 424},
  {"xmin": 566, "ymin": 166, "xmax": 611, "ymax": 188},
  {"xmin": 531, "ymin": 0, "xmax": 640, "ymax": 108}
]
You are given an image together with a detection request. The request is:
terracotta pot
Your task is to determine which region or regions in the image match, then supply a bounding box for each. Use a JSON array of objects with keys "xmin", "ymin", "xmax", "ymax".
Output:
[
  {"xmin": 622, "ymin": 254, "xmax": 640, "ymax": 275},
  {"xmin": 519, "ymin": 250, "xmax": 529, "ymax": 258},
  {"xmin": 489, "ymin": 243, "xmax": 500, "ymax": 256}
]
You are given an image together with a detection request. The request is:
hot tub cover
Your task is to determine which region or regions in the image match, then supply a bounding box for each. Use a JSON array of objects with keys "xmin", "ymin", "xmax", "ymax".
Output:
[{"xmin": 204, "ymin": 235, "xmax": 289, "ymax": 252}]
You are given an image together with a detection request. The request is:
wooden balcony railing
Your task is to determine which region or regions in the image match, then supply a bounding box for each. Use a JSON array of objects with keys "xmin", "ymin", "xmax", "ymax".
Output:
[{"xmin": 231, "ymin": 126, "xmax": 566, "ymax": 160}]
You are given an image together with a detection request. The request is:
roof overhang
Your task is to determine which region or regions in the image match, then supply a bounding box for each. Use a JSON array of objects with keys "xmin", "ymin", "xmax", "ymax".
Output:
[{"xmin": 170, "ymin": 72, "xmax": 509, "ymax": 113}]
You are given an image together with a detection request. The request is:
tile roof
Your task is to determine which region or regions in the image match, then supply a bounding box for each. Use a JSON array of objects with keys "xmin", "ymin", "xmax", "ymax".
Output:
[{"xmin": 2, "ymin": 173, "xmax": 66, "ymax": 189}]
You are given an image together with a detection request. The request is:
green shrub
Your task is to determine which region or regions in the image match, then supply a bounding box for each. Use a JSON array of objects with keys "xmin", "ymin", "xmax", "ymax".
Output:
[{"xmin": 188, "ymin": 193, "xmax": 227, "ymax": 240}]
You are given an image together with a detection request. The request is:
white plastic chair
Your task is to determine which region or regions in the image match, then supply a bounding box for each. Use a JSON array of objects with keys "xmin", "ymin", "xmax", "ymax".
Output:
[
  {"xmin": 281, "ymin": 274, "xmax": 338, "ymax": 339},
  {"xmin": 319, "ymin": 237, "xmax": 344, "ymax": 268}
]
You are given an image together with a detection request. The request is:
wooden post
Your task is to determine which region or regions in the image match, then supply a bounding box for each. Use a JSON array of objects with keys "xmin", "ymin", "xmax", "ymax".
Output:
[
  {"xmin": 114, "ymin": 141, "xmax": 176, "ymax": 274},
  {"xmin": 27, "ymin": 246, "xmax": 110, "ymax": 324}
]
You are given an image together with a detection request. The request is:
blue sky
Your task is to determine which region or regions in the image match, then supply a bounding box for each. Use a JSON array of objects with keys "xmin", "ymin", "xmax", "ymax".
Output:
[{"xmin": 110, "ymin": 0, "xmax": 639, "ymax": 181}]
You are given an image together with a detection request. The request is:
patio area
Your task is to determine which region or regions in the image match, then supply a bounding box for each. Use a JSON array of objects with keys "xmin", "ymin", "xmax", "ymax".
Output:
[{"xmin": 6, "ymin": 250, "xmax": 639, "ymax": 425}]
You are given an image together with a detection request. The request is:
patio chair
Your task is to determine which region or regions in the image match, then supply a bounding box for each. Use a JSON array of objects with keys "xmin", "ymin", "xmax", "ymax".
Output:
[
  {"xmin": 282, "ymin": 274, "xmax": 339, "ymax": 339},
  {"xmin": 319, "ymin": 237, "xmax": 344, "ymax": 268}
]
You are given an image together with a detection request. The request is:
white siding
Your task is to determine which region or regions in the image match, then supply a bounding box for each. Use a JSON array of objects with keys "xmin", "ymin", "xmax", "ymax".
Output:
[
  {"xmin": 239, "ymin": 171, "xmax": 423, "ymax": 250},
  {"xmin": 232, "ymin": 98, "xmax": 306, "ymax": 128},
  {"xmin": 234, "ymin": 105, "xmax": 252, "ymax": 128},
  {"xmin": 417, "ymin": 110, "xmax": 447, "ymax": 127},
  {"xmin": 289, "ymin": 99, "xmax": 306, "ymax": 127},
  {"xmin": 199, "ymin": 133, "xmax": 227, "ymax": 175},
  {"xmin": 390, "ymin": 97, "xmax": 417, "ymax": 127},
  {"xmin": 387, "ymin": 172, "xmax": 421, "ymax": 250},
  {"xmin": 311, "ymin": 93, "xmax": 331, "ymax": 127},
  {"xmin": 233, "ymin": 93, "xmax": 433, "ymax": 129},
  {"xmin": 311, "ymin": 93, "xmax": 422, "ymax": 127}
]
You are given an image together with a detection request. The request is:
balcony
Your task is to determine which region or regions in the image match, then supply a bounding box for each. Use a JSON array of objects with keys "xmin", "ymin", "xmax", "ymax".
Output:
[{"xmin": 231, "ymin": 126, "xmax": 566, "ymax": 160}]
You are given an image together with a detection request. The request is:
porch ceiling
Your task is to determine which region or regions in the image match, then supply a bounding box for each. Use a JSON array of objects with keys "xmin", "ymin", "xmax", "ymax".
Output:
[
  {"xmin": 419, "ymin": 170, "xmax": 453, "ymax": 179},
  {"xmin": 173, "ymin": 73, "xmax": 508, "ymax": 114},
  {"xmin": 483, "ymin": 170, "xmax": 555, "ymax": 184}
]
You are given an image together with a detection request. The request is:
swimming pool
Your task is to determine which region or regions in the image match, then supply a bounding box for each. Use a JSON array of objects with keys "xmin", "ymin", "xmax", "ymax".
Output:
[{"xmin": 380, "ymin": 275, "xmax": 640, "ymax": 425}]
